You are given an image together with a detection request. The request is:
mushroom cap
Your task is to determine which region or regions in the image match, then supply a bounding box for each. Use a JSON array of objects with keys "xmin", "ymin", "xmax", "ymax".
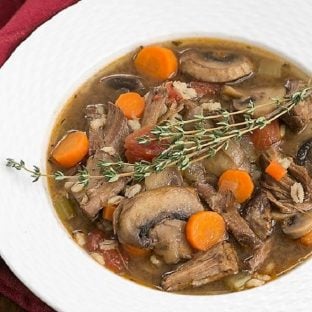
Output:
[
  {"xmin": 180, "ymin": 49, "xmax": 253, "ymax": 83},
  {"xmin": 282, "ymin": 212, "xmax": 312, "ymax": 239},
  {"xmin": 233, "ymin": 86, "xmax": 286, "ymax": 118},
  {"xmin": 296, "ymin": 138, "xmax": 312, "ymax": 166},
  {"xmin": 100, "ymin": 74, "xmax": 145, "ymax": 91},
  {"xmin": 113, "ymin": 186, "xmax": 204, "ymax": 247}
]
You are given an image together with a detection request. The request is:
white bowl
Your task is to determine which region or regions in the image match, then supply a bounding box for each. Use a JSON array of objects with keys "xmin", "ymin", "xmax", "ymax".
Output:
[{"xmin": 0, "ymin": 0, "xmax": 312, "ymax": 311}]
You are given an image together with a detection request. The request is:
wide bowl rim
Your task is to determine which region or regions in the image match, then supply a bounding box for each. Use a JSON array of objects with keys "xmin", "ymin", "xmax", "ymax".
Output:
[{"xmin": 1, "ymin": 1, "xmax": 312, "ymax": 311}]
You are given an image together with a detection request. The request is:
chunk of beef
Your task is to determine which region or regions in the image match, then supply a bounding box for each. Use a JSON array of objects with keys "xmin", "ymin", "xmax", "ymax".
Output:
[
  {"xmin": 288, "ymin": 162, "xmax": 312, "ymax": 197},
  {"xmin": 222, "ymin": 207, "xmax": 262, "ymax": 250},
  {"xmin": 161, "ymin": 242, "xmax": 238, "ymax": 291},
  {"xmin": 86, "ymin": 104, "xmax": 106, "ymax": 154},
  {"xmin": 86, "ymin": 103, "xmax": 130, "ymax": 155},
  {"xmin": 141, "ymin": 86, "xmax": 168, "ymax": 126},
  {"xmin": 69, "ymin": 151, "xmax": 128, "ymax": 218},
  {"xmin": 69, "ymin": 103, "xmax": 130, "ymax": 218},
  {"xmin": 281, "ymin": 80, "xmax": 312, "ymax": 133},
  {"xmin": 261, "ymin": 149, "xmax": 312, "ymax": 213},
  {"xmin": 196, "ymin": 182, "xmax": 223, "ymax": 213},
  {"xmin": 245, "ymin": 192, "xmax": 274, "ymax": 241},
  {"xmin": 246, "ymin": 238, "xmax": 272, "ymax": 272},
  {"xmin": 149, "ymin": 219, "xmax": 192, "ymax": 264},
  {"xmin": 182, "ymin": 99, "xmax": 203, "ymax": 121},
  {"xmin": 197, "ymin": 183, "xmax": 262, "ymax": 249},
  {"xmin": 263, "ymin": 190, "xmax": 295, "ymax": 214}
]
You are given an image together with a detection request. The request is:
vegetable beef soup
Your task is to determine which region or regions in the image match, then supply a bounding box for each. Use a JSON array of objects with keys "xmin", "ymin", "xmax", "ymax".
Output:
[{"xmin": 46, "ymin": 38, "xmax": 312, "ymax": 294}]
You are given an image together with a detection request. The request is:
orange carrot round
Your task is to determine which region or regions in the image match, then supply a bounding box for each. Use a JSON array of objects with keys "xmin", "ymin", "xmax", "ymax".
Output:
[
  {"xmin": 122, "ymin": 244, "xmax": 151, "ymax": 257},
  {"xmin": 218, "ymin": 169, "xmax": 254, "ymax": 203},
  {"xmin": 115, "ymin": 92, "xmax": 145, "ymax": 119},
  {"xmin": 265, "ymin": 160, "xmax": 287, "ymax": 181},
  {"xmin": 134, "ymin": 46, "xmax": 178, "ymax": 81},
  {"xmin": 299, "ymin": 230, "xmax": 312, "ymax": 246},
  {"xmin": 186, "ymin": 211, "xmax": 226, "ymax": 251},
  {"xmin": 102, "ymin": 204, "xmax": 117, "ymax": 221},
  {"xmin": 51, "ymin": 131, "xmax": 89, "ymax": 168}
]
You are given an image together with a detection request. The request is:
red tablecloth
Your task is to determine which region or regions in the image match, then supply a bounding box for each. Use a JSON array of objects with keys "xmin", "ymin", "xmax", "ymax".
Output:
[{"xmin": 0, "ymin": 1, "xmax": 78, "ymax": 310}]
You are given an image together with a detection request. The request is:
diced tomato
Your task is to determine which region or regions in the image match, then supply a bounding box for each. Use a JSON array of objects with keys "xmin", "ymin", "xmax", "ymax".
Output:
[
  {"xmin": 189, "ymin": 81, "xmax": 220, "ymax": 97},
  {"xmin": 102, "ymin": 249, "xmax": 128, "ymax": 273},
  {"xmin": 125, "ymin": 126, "xmax": 169, "ymax": 163},
  {"xmin": 250, "ymin": 120, "xmax": 281, "ymax": 150},
  {"xmin": 86, "ymin": 229, "xmax": 105, "ymax": 252}
]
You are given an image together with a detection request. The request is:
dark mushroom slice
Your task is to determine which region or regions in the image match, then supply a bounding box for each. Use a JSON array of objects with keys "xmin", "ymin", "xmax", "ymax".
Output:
[
  {"xmin": 233, "ymin": 86, "xmax": 286, "ymax": 118},
  {"xmin": 296, "ymin": 139, "xmax": 312, "ymax": 175},
  {"xmin": 282, "ymin": 212, "xmax": 312, "ymax": 239},
  {"xmin": 180, "ymin": 49, "xmax": 253, "ymax": 83},
  {"xmin": 100, "ymin": 74, "xmax": 145, "ymax": 92},
  {"xmin": 113, "ymin": 186, "xmax": 204, "ymax": 248}
]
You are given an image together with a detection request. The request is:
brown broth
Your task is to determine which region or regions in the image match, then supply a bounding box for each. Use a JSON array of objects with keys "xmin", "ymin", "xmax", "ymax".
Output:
[{"xmin": 47, "ymin": 37, "xmax": 312, "ymax": 294}]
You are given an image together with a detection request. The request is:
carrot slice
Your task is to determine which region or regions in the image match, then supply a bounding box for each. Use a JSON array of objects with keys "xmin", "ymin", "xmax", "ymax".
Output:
[
  {"xmin": 134, "ymin": 46, "xmax": 178, "ymax": 81},
  {"xmin": 186, "ymin": 211, "xmax": 226, "ymax": 251},
  {"xmin": 102, "ymin": 204, "xmax": 117, "ymax": 221},
  {"xmin": 265, "ymin": 160, "xmax": 287, "ymax": 181},
  {"xmin": 51, "ymin": 131, "xmax": 89, "ymax": 168},
  {"xmin": 122, "ymin": 244, "xmax": 151, "ymax": 257},
  {"xmin": 218, "ymin": 169, "xmax": 254, "ymax": 203},
  {"xmin": 299, "ymin": 230, "xmax": 312, "ymax": 246},
  {"xmin": 115, "ymin": 92, "xmax": 145, "ymax": 119}
]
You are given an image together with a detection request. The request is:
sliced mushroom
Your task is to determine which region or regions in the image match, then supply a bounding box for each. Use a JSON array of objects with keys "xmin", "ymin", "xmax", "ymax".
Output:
[
  {"xmin": 100, "ymin": 74, "xmax": 145, "ymax": 92},
  {"xmin": 113, "ymin": 186, "xmax": 204, "ymax": 248},
  {"xmin": 282, "ymin": 212, "xmax": 312, "ymax": 239},
  {"xmin": 222, "ymin": 85, "xmax": 244, "ymax": 99},
  {"xmin": 149, "ymin": 219, "xmax": 192, "ymax": 264},
  {"xmin": 296, "ymin": 138, "xmax": 312, "ymax": 166},
  {"xmin": 233, "ymin": 86, "xmax": 286, "ymax": 118},
  {"xmin": 144, "ymin": 167, "xmax": 183, "ymax": 190},
  {"xmin": 180, "ymin": 49, "xmax": 253, "ymax": 83}
]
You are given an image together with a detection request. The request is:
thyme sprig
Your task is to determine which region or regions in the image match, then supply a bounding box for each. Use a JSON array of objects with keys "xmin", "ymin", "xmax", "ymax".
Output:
[
  {"xmin": 6, "ymin": 159, "xmax": 95, "ymax": 186},
  {"xmin": 6, "ymin": 85, "xmax": 312, "ymax": 185}
]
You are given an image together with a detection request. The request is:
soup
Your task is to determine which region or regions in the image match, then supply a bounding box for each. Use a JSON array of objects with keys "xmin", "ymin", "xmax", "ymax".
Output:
[{"xmin": 45, "ymin": 38, "xmax": 312, "ymax": 294}]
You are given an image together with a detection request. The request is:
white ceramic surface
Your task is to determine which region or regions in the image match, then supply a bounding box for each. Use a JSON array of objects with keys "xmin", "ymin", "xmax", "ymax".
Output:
[{"xmin": 0, "ymin": 0, "xmax": 312, "ymax": 311}]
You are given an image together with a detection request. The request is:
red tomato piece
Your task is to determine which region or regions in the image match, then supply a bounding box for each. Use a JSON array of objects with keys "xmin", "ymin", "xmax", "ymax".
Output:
[
  {"xmin": 86, "ymin": 229, "xmax": 105, "ymax": 252},
  {"xmin": 250, "ymin": 120, "xmax": 281, "ymax": 150},
  {"xmin": 125, "ymin": 126, "xmax": 169, "ymax": 163},
  {"xmin": 102, "ymin": 249, "xmax": 128, "ymax": 273}
]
